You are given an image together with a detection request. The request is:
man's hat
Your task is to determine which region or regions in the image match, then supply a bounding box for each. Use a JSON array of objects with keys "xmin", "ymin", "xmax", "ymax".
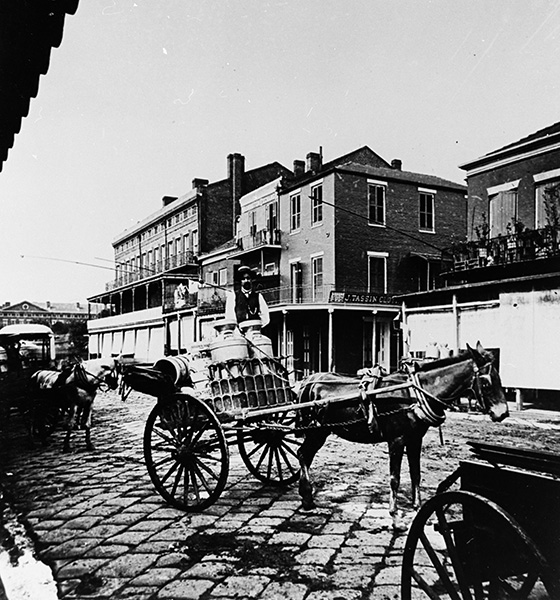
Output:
[{"xmin": 238, "ymin": 265, "xmax": 255, "ymax": 278}]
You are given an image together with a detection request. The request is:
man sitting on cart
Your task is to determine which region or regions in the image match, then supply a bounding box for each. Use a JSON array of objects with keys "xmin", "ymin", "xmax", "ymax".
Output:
[{"xmin": 225, "ymin": 265, "xmax": 270, "ymax": 328}]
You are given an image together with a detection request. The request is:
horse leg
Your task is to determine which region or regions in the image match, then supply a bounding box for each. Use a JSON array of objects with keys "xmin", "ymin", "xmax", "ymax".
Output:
[
  {"xmin": 388, "ymin": 438, "xmax": 406, "ymax": 530},
  {"xmin": 297, "ymin": 430, "xmax": 329, "ymax": 510},
  {"xmin": 85, "ymin": 426, "xmax": 95, "ymax": 452},
  {"xmin": 406, "ymin": 435, "xmax": 423, "ymax": 509}
]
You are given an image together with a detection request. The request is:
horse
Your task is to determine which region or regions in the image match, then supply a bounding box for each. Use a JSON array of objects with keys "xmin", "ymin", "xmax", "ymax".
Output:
[
  {"xmin": 295, "ymin": 342, "xmax": 509, "ymax": 528},
  {"xmin": 30, "ymin": 357, "xmax": 119, "ymax": 452}
]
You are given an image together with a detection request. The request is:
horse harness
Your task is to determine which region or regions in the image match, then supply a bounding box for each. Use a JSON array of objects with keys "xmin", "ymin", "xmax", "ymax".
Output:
[{"xmin": 298, "ymin": 357, "xmax": 496, "ymax": 435}]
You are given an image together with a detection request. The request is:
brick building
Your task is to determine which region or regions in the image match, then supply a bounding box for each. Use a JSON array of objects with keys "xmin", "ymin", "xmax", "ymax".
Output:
[
  {"xmin": 401, "ymin": 122, "xmax": 560, "ymax": 407},
  {"xmin": 87, "ymin": 154, "xmax": 290, "ymax": 361},
  {"xmin": 199, "ymin": 146, "xmax": 467, "ymax": 378},
  {"xmin": 0, "ymin": 300, "xmax": 95, "ymax": 328}
]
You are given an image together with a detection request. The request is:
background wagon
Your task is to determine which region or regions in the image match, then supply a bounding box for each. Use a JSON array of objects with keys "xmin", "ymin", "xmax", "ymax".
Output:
[
  {"xmin": 0, "ymin": 324, "xmax": 56, "ymax": 429},
  {"xmin": 401, "ymin": 441, "xmax": 560, "ymax": 599}
]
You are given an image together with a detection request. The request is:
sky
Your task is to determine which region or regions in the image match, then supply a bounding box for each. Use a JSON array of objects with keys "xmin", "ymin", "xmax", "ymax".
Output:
[{"xmin": 1, "ymin": 0, "xmax": 560, "ymax": 304}]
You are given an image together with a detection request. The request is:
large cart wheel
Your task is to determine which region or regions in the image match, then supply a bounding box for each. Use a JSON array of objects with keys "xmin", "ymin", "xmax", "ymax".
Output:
[
  {"xmin": 401, "ymin": 490, "xmax": 557, "ymax": 600},
  {"xmin": 237, "ymin": 410, "xmax": 301, "ymax": 486},
  {"xmin": 144, "ymin": 394, "xmax": 229, "ymax": 512}
]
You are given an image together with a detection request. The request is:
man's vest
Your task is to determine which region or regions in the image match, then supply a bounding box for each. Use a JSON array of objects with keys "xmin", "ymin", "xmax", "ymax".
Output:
[{"xmin": 235, "ymin": 290, "xmax": 261, "ymax": 323}]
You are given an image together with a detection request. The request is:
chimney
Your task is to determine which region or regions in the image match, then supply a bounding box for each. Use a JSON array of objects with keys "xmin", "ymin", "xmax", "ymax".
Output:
[
  {"xmin": 306, "ymin": 152, "xmax": 322, "ymax": 173},
  {"xmin": 46, "ymin": 301, "xmax": 51, "ymax": 309},
  {"xmin": 192, "ymin": 178, "xmax": 208, "ymax": 190},
  {"xmin": 228, "ymin": 153, "xmax": 245, "ymax": 228},
  {"xmin": 293, "ymin": 160, "xmax": 305, "ymax": 178},
  {"xmin": 391, "ymin": 159, "xmax": 402, "ymax": 170},
  {"xmin": 162, "ymin": 196, "xmax": 178, "ymax": 207}
]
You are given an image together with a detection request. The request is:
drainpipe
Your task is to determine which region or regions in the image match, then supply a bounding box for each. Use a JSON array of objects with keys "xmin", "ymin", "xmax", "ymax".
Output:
[
  {"xmin": 452, "ymin": 293, "xmax": 459, "ymax": 354},
  {"xmin": 328, "ymin": 308, "xmax": 334, "ymax": 371}
]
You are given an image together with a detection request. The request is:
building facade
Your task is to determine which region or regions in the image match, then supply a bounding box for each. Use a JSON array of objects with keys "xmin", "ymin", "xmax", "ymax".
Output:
[
  {"xmin": 87, "ymin": 153, "xmax": 291, "ymax": 361},
  {"xmin": 401, "ymin": 122, "xmax": 560, "ymax": 407},
  {"xmin": 199, "ymin": 147, "xmax": 467, "ymax": 378},
  {"xmin": 0, "ymin": 300, "xmax": 96, "ymax": 328}
]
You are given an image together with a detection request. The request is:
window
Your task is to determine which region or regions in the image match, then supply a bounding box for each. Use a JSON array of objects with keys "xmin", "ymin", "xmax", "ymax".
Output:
[
  {"xmin": 192, "ymin": 230, "xmax": 198, "ymax": 255},
  {"xmin": 487, "ymin": 181, "xmax": 519, "ymax": 237},
  {"xmin": 419, "ymin": 191, "xmax": 435, "ymax": 231},
  {"xmin": 183, "ymin": 233, "xmax": 189, "ymax": 255},
  {"xmin": 311, "ymin": 184, "xmax": 323, "ymax": 225},
  {"xmin": 368, "ymin": 183, "xmax": 385, "ymax": 225},
  {"xmin": 290, "ymin": 194, "xmax": 301, "ymax": 231},
  {"xmin": 290, "ymin": 262, "xmax": 302, "ymax": 303},
  {"xmin": 249, "ymin": 210, "xmax": 257, "ymax": 237},
  {"xmin": 368, "ymin": 254, "xmax": 386, "ymax": 293},
  {"xmin": 312, "ymin": 255, "xmax": 324, "ymax": 301},
  {"xmin": 267, "ymin": 201, "xmax": 278, "ymax": 231},
  {"xmin": 219, "ymin": 268, "xmax": 227, "ymax": 286}
]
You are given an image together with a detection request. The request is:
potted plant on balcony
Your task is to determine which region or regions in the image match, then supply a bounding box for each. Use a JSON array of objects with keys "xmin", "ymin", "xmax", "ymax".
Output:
[
  {"xmin": 539, "ymin": 183, "xmax": 560, "ymax": 257},
  {"xmin": 474, "ymin": 213, "xmax": 490, "ymax": 264}
]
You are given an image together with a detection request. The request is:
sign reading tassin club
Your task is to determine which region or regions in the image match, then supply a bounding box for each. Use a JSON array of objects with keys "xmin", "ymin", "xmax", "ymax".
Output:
[{"xmin": 329, "ymin": 291, "xmax": 398, "ymax": 305}]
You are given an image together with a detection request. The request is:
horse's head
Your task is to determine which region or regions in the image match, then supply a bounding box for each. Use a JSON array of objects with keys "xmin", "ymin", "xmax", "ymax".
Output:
[
  {"xmin": 467, "ymin": 342, "xmax": 509, "ymax": 422},
  {"xmin": 83, "ymin": 357, "xmax": 120, "ymax": 391}
]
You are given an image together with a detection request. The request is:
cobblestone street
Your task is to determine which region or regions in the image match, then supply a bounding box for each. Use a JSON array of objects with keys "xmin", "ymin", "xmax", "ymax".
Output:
[{"xmin": 1, "ymin": 390, "xmax": 558, "ymax": 600}]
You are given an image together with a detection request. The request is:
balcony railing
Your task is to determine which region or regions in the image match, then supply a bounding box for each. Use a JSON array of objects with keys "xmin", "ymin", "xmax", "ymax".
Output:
[
  {"xmin": 105, "ymin": 250, "xmax": 197, "ymax": 291},
  {"xmin": 450, "ymin": 226, "xmax": 560, "ymax": 272},
  {"xmin": 238, "ymin": 228, "xmax": 281, "ymax": 252}
]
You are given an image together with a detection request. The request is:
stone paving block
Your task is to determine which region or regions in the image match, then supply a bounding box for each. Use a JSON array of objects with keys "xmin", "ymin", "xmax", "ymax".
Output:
[
  {"xmin": 245, "ymin": 517, "xmax": 285, "ymax": 528},
  {"xmin": 130, "ymin": 567, "xmax": 183, "ymax": 585},
  {"xmin": 80, "ymin": 523, "xmax": 128, "ymax": 538},
  {"xmin": 107, "ymin": 530, "xmax": 156, "ymax": 546},
  {"xmin": 157, "ymin": 577, "xmax": 214, "ymax": 599},
  {"xmin": 183, "ymin": 560, "xmax": 237, "ymax": 579},
  {"xmin": 35, "ymin": 528, "xmax": 78, "ymax": 545},
  {"xmin": 331, "ymin": 565, "xmax": 374, "ymax": 588},
  {"xmin": 65, "ymin": 575, "xmax": 129, "ymax": 598},
  {"xmin": 55, "ymin": 557, "xmax": 110, "ymax": 579},
  {"xmin": 83, "ymin": 544, "xmax": 131, "ymax": 559},
  {"xmin": 65, "ymin": 515, "xmax": 104, "ymax": 530},
  {"xmin": 210, "ymin": 575, "xmax": 270, "ymax": 598},
  {"xmin": 42, "ymin": 537, "xmax": 100, "ymax": 559},
  {"xmin": 268, "ymin": 531, "xmax": 311, "ymax": 546},
  {"xmin": 307, "ymin": 534, "xmax": 345, "ymax": 549},
  {"xmin": 306, "ymin": 587, "xmax": 362, "ymax": 600},
  {"xmin": 102, "ymin": 512, "xmax": 144, "ymax": 526},
  {"xmin": 366, "ymin": 583, "xmax": 400, "ymax": 599},
  {"xmin": 295, "ymin": 548, "xmax": 336, "ymax": 565},
  {"xmin": 126, "ymin": 518, "xmax": 170, "ymax": 533},
  {"xmin": 260, "ymin": 581, "xmax": 308, "ymax": 600},
  {"xmin": 155, "ymin": 552, "xmax": 192, "ymax": 568},
  {"xmin": 369, "ymin": 565, "xmax": 400, "ymax": 586},
  {"xmin": 95, "ymin": 553, "xmax": 159, "ymax": 578}
]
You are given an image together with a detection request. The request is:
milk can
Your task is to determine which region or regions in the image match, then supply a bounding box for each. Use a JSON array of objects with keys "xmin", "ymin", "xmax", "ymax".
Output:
[
  {"xmin": 210, "ymin": 319, "xmax": 249, "ymax": 363},
  {"xmin": 240, "ymin": 319, "xmax": 274, "ymax": 359}
]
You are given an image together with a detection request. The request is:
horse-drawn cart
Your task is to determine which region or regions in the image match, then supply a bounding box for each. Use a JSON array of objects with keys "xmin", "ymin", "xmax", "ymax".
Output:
[
  {"xmin": 121, "ymin": 324, "xmax": 508, "ymax": 517},
  {"xmin": 0, "ymin": 324, "xmax": 56, "ymax": 429},
  {"xmin": 401, "ymin": 441, "xmax": 560, "ymax": 599}
]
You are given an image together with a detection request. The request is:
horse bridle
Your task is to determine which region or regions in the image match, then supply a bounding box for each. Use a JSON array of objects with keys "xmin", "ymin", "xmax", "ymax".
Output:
[
  {"xmin": 470, "ymin": 360, "xmax": 495, "ymax": 414},
  {"xmin": 74, "ymin": 362, "xmax": 119, "ymax": 392}
]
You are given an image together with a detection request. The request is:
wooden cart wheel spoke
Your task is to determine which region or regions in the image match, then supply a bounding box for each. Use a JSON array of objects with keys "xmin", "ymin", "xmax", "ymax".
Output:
[
  {"xmin": 144, "ymin": 394, "xmax": 229, "ymax": 512},
  {"xmin": 189, "ymin": 460, "xmax": 217, "ymax": 495},
  {"xmin": 277, "ymin": 444, "xmax": 299, "ymax": 477},
  {"xmin": 409, "ymin": 530, "xmax": 463, "ymax": 600},
  {"xmin": 401, "ymin": 491, "xmax": 554, "ymax": 600},
  {"xmin": 192, "ymin": 455, "xmax": 223, "ymax": 484},
  {"xmin": 237, "ymin": 411, "xmax": 301, "ymax": 486},
  {"xmin": 434, "ymin": 506, "xmax": 474, "ymax": 600},
  {"xmin": 170, "ymin": 464, "xmax": 185, "ymax": 497}
]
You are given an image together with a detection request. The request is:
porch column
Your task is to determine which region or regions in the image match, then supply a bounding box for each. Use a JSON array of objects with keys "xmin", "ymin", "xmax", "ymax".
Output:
[
  {"xmin": 328, "ymin": 308, "xmax": 334, "ymax": 371},
  {"xmin": 452, "ymin": 293, "xmax": 459, "ymax": 354},
  {"xmin": 282, "ymin": 310, "xmax": 288, "ymax": 359},
  {"xmin": 372, "ymin": 309, "xmax": 377, "ymax": 366},
  {"xmin": 401, "ymin": 301, "xmax": 409, "ymax": 357}
]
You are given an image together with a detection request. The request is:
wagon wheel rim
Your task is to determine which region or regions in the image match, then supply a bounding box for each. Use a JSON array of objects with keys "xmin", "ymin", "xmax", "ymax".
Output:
[
  {"xmin": 237, "ymin": 410, "xmax": 301, "ymax": 486},
  {"xmin": 144, "ymin": 393, "xmax": 229, "ymax": 512},
  {"xmin": 401, "ymin": 490, "xmax": 556, "ymax": 600}
]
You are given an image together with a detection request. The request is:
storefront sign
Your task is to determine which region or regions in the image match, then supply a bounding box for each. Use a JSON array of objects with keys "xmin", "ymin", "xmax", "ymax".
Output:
[{"xmin": 329, "ymin": 291, "xmax": 398, "ymax": 305}]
